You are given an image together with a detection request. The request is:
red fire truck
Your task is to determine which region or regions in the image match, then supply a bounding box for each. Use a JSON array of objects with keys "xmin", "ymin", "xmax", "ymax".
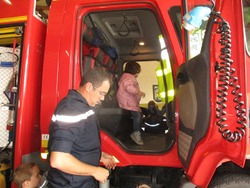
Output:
[{"xmin": 0, "ymin": 0, "xmax": 250, "ymax": 187}]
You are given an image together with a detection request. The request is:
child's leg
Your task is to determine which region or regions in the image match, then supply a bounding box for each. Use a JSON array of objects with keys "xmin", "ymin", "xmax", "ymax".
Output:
[
  {"xmin": 130, "ymin": 111, "xmax": 144, "ymax": 145},
  {"xmin": 130, "ymin": 111, "xmax": 142, "ymax": 132}
]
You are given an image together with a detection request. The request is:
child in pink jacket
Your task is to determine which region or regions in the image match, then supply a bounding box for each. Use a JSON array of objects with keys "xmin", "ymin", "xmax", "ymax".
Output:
[{"xmin": 117, "ymin": 61, "xmax": 145, "ymax": 145}]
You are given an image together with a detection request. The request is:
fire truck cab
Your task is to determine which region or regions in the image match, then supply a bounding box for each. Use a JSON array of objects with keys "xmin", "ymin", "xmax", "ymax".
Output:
[{"xmin": 0, "ymin": 0, "xmax": 250, "ymax": 187}]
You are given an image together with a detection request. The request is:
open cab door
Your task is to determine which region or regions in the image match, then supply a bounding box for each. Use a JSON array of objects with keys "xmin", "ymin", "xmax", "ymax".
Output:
[{"xmin": 176, "ymin": 0, "xmax": 248, "ymax": 187}]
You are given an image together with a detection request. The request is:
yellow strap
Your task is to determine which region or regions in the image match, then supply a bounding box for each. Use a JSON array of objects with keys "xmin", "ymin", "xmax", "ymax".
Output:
[
  {"xmin": 0, "ymin": 16, "xmax": 27, "ymax": 24},
  {"xmin": 0, "ymin": 164, "xmax": 11, "ymax": 172},
  {"xmin": 0, "ymin": 173, "xmax": 6, "ymax": 188}
]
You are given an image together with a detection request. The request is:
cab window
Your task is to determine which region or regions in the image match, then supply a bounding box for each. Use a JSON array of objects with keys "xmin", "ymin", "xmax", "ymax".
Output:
[{"xmin": 183, "ymin": 0, "xmax": 211, "ymax": 60}]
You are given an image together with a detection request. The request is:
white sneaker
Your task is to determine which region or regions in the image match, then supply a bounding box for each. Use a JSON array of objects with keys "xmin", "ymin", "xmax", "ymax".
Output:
[{"xmin": 130, "ymin": 131, "xmax": 144, "ymax": 145}]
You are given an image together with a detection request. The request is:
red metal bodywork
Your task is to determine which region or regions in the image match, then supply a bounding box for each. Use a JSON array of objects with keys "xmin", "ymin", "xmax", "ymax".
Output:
[
  {"xmin": 0, "ymin": 0, "xmax": 46, "ymax": 171},
  {"xmin": 40, "ymin": 1, "xmax": 249, "ymax": 187},
  {"xmin": 182, "ymin": 1, "xmax": 249, "ymax": 186},
  {"xmin": 0, "ymin": 0, "xmax": 249, "ymax": 187}
]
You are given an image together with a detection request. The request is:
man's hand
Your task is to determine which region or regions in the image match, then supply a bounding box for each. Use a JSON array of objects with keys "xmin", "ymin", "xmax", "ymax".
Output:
[
  {"xmin": 92, "ymin": 166, "xmax": 110, "ymax": 183},
  {"xmin": 50, "ymin": 151, "xmax": 111, "ymax": 182},
  {"xmin": 100, "ymin": 152, "xmax": 116, "ymax": 170}
]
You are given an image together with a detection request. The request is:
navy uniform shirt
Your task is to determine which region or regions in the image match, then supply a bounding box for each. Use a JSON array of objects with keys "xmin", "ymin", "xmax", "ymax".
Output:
[{"xmin": 47, "ymin": 90, "xmax": 101, "ymax": 188}]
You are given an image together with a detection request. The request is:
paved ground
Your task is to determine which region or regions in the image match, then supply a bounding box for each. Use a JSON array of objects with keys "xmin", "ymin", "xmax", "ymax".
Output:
[{"xmin": 180, "ymin": 176, "xmax": 197, "ymax": 188}]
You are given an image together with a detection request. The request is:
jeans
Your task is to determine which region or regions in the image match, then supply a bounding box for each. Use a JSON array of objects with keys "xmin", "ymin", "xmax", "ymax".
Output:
[{"xmin": 130, "ymin": 110, "xmax": 142, "ymax": 132}]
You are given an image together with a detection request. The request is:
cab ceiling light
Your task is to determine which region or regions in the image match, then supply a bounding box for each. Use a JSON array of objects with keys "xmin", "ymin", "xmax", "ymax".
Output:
[{"xmin": 139, "ymin": 41, "xmax": 144, "ymax": 46}]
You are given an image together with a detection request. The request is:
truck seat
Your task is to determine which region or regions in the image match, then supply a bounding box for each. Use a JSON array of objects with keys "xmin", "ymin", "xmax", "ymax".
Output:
[{"xmin": 96, "ymin": 108, "xmax": 133, "ymax": 137}]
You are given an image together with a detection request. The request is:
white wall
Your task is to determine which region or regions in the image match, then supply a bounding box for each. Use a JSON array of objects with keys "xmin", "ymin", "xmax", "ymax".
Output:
[{"xmin": 137, "ymin": 61, "xmax": 159, "ymax": 106}]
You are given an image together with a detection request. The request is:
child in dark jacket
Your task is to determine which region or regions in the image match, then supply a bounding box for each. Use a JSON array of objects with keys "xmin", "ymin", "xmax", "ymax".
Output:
[{"xmin": 143, "ymin": 100, "xmax": 168, "ymax": 134}]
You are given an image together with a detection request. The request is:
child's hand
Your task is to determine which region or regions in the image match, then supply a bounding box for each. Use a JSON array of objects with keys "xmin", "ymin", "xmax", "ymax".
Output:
[{"xmin": 140, "ymin": 91, "xmax": 146, "ymax": 98}]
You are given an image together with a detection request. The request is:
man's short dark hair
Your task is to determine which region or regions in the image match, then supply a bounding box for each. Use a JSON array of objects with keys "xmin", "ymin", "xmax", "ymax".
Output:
[{"xmin": 80, "ymin": 67, "xmax": 112, "ymax": 88}]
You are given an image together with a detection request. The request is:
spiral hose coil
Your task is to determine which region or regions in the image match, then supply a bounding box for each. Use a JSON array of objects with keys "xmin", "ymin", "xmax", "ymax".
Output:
[{"xmin": 214, "ymin": 12, "xmax": 247, "ymax": 142}]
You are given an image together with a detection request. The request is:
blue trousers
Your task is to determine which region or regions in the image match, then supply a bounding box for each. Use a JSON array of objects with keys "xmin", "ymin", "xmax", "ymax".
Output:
[{"xmin": 130, "ymin": 110, "xmax": 142, "ymax": 132}]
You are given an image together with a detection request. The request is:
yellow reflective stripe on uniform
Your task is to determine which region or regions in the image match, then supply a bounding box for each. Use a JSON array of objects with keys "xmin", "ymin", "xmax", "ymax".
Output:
[
  {"xmin": 159, "ymin": 89, "xmax": 175, "ymax": 98},
  {"xmin": 52, "ymin": 110, "xmax": 95, "ymax": 123},
  {"xmin": 156, "ymin": 68, "xmax": 172, "ymax": 76}
]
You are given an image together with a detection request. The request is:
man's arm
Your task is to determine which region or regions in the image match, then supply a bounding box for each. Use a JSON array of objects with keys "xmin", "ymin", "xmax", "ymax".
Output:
[{"xmin": 50, "ymin": 151, "xmax": 109, "ymax": 183}]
